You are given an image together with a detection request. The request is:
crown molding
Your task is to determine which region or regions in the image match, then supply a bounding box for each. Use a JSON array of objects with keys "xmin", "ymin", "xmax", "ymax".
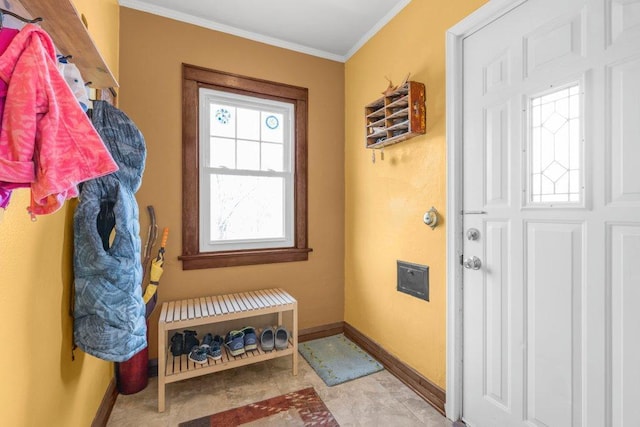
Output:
[
  {"xmin": 344, "ymin": 0, "xmax": 412, "ymax": 60},
  {"xmin": 119, "ymin": 0, "xmax": 347, "ymax": 62}
]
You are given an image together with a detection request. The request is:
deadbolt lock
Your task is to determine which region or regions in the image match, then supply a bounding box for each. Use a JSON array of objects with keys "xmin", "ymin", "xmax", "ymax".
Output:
[
  {"xmin": 463, "ymin": 256, "xmax": 482, "ymax": 270},
  {"xmin": 466, "ymin": 228, "xmax": 480, "ymax": 241}
]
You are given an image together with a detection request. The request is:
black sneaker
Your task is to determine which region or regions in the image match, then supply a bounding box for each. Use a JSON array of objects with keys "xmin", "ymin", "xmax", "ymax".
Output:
[
  {"xmin": 170, "ymin": 332, "xmax": 183, "ymax": 357},
  {"xmin": 183, "ymin": 330, "xmax": 199, "ymax": 354},
  {"xmin": 201, "ymin": 333, "xmax": 222, "ymax": 360},
  {"xmin": 201, "ymin": 333, "xmax": 214, "ymax": 347}
]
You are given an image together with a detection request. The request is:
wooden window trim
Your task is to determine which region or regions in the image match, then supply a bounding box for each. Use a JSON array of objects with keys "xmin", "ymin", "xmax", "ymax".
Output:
[{"xmin": 180, "ymin": 64, "xmax": 311, "ymax": 270}]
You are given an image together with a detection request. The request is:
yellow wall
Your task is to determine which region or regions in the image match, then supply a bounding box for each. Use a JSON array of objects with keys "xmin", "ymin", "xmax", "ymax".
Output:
[
  {"xmin": 72, "ymin": 0, "xmax": 120, "ymax": 80},
  {"xmin": 0, "ymin": 1, "xmax": 119, "ymax": 425},
  {"xmin": 345, "ymin": 0, "xmax": 486, "ymax": 389},
  {"xmin": 118, "ymin": 8, "xmax": 345, "ymax": 358}
]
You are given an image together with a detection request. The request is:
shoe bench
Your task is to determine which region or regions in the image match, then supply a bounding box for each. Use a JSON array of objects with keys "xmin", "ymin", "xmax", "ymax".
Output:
[{"xmin": 157, "ymin": 288, "xmax": 298, "ymax": 412}]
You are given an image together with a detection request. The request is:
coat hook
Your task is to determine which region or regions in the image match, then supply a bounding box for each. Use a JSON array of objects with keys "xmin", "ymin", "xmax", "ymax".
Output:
[{"xmin": 0, "ymin": 8, "xmax": 43, "ymax": 25}]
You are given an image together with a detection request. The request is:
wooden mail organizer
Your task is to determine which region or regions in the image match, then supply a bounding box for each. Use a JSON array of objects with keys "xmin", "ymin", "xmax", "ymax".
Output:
[{"xmin": 157, "ymin": 288, "xmax": 298, "ymax": 412}]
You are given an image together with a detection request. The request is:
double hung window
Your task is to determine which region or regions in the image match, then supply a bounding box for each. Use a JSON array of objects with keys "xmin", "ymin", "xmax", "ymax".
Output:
[
  {"xmin": 199, "ymin": 89, "xmax": 294, "ymax": 252},
  {"xmin": 181, "ymin": 65, "xmax": 310, "ymax": 269}
]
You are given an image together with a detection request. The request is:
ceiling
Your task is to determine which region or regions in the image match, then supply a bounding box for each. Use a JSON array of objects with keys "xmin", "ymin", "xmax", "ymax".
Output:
[{"xmin": 117, "ymin": 0, "xmax": 412, "ymax": 62}]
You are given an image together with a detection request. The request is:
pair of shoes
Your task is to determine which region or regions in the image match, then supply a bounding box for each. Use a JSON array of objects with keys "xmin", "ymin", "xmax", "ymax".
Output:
[
  {"xmin": 201, "ymin": 333, "xmax": 223, "ymax": 360},
  {"xmin": 170, "ymin": 332, "xmax": 183, "ymax": 356},
  {"xmin": 260, "ymin": 326, "xmax": 289, "ymax": 351},
  {"xmin": 188, "ymin": 346, "xmax": 208, "ymax": 364},
  {"xmin": 170, "ymin": 330, "xmax": 200, "ymax": 357},
  {"xmin": 224, "ymin": 330, "xmax": 245, "ymax": 356},
  {"xmin": 224, "ymin": 327, "xmax": 258, "ymax": 356},
  {"xmin": 183, "ymin": 330, "xmax": 199, "ymax": 354}
]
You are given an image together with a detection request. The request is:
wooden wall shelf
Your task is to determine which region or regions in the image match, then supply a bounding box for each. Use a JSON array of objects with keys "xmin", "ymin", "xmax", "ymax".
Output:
[
  {"xmin": 4, "ymin": 0, "xmax": 118, "ymax": 89},
  {"xmin": 365, "ymin": 81, "xmax": 426, "ymax": 149}
]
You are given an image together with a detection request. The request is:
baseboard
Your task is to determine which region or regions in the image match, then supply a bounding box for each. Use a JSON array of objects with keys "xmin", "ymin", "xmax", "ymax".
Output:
[
  {"xmin": 343, "ymin": 322, "xmax": 446, "ymax": 416},
  {"xmin": 298, "ymin": 321, "xmax": 345, "ymax": 342},
  {"xmin": 91, "ymin": 376, "xmax": 118, "ymax": 427}
]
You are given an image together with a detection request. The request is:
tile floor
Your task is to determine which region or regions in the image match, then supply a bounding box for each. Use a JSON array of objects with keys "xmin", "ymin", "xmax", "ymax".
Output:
[{"xmin": 107, "ymin": 356, "xmax": 452, "ymax": 426}]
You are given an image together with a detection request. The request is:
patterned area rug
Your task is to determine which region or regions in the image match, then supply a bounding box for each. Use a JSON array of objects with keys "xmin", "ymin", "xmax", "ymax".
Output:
[
  {"xmin": 178, "ymin": 387, "xmax": 339, "ymax": 426},
  {"xmin": 298, "ymin": 334, "xmax": 384, "ymax": 386}
]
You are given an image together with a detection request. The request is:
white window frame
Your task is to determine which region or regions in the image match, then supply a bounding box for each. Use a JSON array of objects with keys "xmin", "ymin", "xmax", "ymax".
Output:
[{"xmin": 198, "ymin": 88, "xmax": 295, "ymax": 252}]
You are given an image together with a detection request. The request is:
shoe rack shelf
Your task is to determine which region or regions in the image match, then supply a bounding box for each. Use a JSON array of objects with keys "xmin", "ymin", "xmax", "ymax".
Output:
[
  {"xmin": 365, "ymin": 81, "xmax": 426, "ymax": 149},
  {"xmin": 157, "ymin": 288, "xmax": 298, "ymax": 412}
]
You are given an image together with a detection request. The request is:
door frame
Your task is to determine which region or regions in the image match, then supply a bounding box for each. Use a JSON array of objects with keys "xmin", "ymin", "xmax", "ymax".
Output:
[{"xmin": 445, "ymin": 0, "xmax": 527, "ymax": 420}]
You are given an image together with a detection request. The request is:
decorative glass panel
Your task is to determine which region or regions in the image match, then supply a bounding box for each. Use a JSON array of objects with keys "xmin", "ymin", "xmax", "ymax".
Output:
[
  {"xmin": 261, "ymin": 112, "xmax": 284, "ymax": 143},
  {"xmin": 209, "ymin": 174, "xmax": 284, "ymax": 241},
  {"xmin": 210, "ymin": 104, "xmax": 235, "ymax": 138},
  {"xmin": 529, "ymin": 84, "xmax": 581, "ymax": 204}
]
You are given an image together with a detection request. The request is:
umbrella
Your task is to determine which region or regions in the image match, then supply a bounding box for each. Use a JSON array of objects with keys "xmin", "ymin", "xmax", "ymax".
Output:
[
  {"xmin": 142, "ymin": 227, "xmax": 169, "ymax": 318},
  {"xmin": 141, "ymin": 206, "xmax": 158, "ymax": 286}
]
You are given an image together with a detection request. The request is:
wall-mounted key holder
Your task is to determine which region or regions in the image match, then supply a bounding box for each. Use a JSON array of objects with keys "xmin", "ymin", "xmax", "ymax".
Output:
[{"xmin": 364, "ymin": 80, "xmax": 426, "ymax": 152}]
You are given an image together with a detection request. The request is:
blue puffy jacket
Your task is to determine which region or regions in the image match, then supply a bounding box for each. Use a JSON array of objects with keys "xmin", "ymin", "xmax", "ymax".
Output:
[{"xmin": 73, "ymin": 100, "xmax": 147, "ymax": 362}]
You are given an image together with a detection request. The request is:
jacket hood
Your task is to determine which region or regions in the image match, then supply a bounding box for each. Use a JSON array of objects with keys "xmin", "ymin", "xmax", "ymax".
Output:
[
  {"xmin": 91, "ymin": 100, "xmax": 146, "ymax": 192},
  {"xmin": 0, "ymin": 24, "xmax": 56, "ymax": 82}
]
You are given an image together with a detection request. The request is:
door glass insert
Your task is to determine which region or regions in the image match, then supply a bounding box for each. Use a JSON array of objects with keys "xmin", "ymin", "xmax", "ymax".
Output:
[{"xmin": 528, "ymin": 83, "xmax": 582, "ymax": 204}]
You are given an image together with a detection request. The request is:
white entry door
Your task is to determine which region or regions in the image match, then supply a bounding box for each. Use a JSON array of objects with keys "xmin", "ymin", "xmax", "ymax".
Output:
[{"xmin": 461, "ymin": 0, "xmax": 640, "ymax": 426}]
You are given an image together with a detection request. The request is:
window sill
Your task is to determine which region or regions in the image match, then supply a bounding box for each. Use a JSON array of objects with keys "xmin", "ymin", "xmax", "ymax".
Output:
[{"xmin": 179, "ymin": 247, "xmax": 312, "ymax": 270}]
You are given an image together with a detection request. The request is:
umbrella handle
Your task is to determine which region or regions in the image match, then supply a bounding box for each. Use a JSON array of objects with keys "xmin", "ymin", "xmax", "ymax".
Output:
[
  {"xmin": 160, "ymin": 227, "xmax": 169, "ymax": 249},
  {"xmin": 141, "ymin": 205, "xmax": 158, "ymax": 289}
]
